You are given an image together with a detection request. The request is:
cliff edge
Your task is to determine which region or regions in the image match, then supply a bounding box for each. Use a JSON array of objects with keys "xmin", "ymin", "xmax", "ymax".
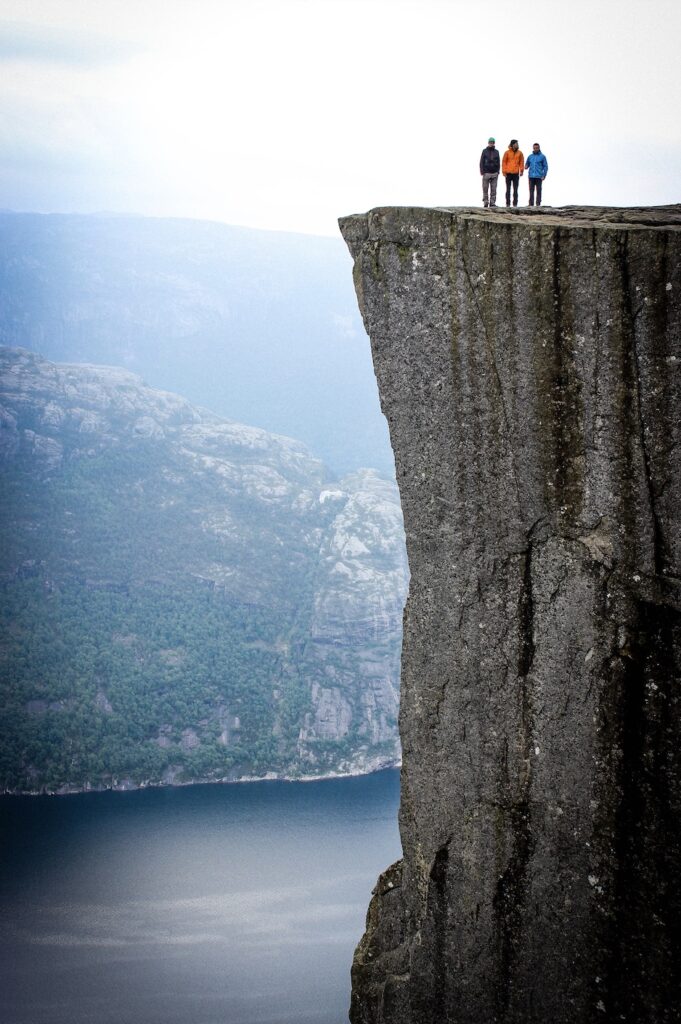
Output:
[{"xmin": 339, "ymin": 206, "xmax": 681, "ymax": 1023}]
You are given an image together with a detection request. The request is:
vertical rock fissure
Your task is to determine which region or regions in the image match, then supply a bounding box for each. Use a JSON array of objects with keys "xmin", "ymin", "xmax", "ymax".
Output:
[
  {"xmin": 493, "ymin": 798, "xmax": 535, "ymax": 1021},
  {"xmin": 550, "ymin": 226, "xmax": 585, "ymax": 521},
  {"xmin": 617, "ymin": 231, "xmax": 663, "ymax": 576}
]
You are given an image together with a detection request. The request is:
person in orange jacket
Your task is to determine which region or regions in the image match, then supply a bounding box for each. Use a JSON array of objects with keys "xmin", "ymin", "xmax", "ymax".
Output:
[{"xmin": 502, "ymin": 139, "xmax": 524, "ymax": 207}]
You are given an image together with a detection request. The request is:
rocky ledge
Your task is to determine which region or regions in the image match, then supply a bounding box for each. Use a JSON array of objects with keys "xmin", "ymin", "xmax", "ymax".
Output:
[{"xmin": 340, "ymin": 206, "xmax": 681, "ymax": 1023}]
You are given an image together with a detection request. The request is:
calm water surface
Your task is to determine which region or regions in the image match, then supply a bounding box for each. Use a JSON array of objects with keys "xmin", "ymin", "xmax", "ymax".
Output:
[{"xmin": 0, "ymin": 770, "xmax": 401, "ymax": 1024}]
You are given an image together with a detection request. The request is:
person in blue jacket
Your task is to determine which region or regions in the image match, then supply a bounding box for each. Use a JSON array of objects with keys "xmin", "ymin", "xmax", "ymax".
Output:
[{"xmin": 525, "ymin": 143, "xmax": 548, "ymax": 206}]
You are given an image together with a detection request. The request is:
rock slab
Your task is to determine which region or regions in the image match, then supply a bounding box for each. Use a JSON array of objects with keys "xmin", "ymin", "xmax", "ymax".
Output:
[{"xmin": 339, "ymin": 206, "xmax": 681, "ymax": 1023}]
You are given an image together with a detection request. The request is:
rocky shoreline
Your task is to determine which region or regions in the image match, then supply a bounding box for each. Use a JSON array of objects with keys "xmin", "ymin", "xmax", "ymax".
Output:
[{"xmin": 2, "ymin": 753, "xmax": 401, "ymax": 797}]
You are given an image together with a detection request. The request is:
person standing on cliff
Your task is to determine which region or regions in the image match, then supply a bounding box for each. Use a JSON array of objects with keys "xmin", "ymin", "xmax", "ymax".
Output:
[
  {"xmin": 525, "ymin": 143, "xmax": 548, "ymax": 206},
  {"xmin": 479, "ymin": 137, "xmax": 500, "ymax": 208},
  {"xmin": 502, "ymin": 139, "xmax": 524, "ymax": 207}
]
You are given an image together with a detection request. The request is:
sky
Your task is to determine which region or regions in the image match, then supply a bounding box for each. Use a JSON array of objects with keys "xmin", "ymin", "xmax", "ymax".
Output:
[{"xmin": 0, "ymin": 0, "xmax": 679, "ymax": 236}]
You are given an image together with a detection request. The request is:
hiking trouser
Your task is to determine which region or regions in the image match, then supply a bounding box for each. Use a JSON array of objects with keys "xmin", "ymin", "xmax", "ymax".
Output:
[
  {"xmin": 482, "ymin": 173, "xmax": 498, "ymax": 206},
  {"xmin": 505, "ymin": 173, "xmax": 519, "ymax": 205},
  {"xmin": 529, "ymin": 177, "xmax": 543, "ymax": 206}
]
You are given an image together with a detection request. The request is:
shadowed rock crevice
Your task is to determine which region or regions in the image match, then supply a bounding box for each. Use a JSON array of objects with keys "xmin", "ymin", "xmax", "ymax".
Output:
[
  {"xmin": 423, "ymin": 843, "xmax": 449, "ymax": 1017},
  {"xmin": 493, "ymin": 797, "xmax": 534, "ymax": 1021},
  {"xmin": 598, "ymin": 599, "xmax": 681, "ymax": 1023},
  {"xmin": 340, "ymin": 205, "xmax": 681, "ymax": 1024}
]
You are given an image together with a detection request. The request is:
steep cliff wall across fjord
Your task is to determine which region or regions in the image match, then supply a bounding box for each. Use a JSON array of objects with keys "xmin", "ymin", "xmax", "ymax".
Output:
[{"xmin": 340, "ymin": 206, "xmax": 681, "ymax": 1024}]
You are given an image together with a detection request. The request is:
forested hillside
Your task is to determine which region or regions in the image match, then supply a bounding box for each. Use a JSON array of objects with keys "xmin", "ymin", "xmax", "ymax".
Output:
[{"xmin": 0, "ymin": 347, "xmax": 407, "ymax": 792}]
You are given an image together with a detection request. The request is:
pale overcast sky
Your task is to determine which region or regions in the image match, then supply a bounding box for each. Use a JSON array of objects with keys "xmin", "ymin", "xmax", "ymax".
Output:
[{"xmin": 0, "ymin": 0, "xmax": 679, "ymax": 236}]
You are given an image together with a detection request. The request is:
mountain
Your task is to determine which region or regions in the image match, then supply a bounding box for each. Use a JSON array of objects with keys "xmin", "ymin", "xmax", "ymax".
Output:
[
  {"xmin": 0, "ymin": 212, "xmax": 393, "ymax": 476},
  {"xmin": 0, "ymin": 346, "xmax": 407, "ymax": 792}
]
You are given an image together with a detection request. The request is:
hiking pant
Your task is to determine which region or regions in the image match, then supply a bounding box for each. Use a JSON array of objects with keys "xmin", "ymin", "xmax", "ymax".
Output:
[
  {"xmin": 529, "ymin": 177, "xmax": 543, "ymax": 206},
  {"xmin": 505, "ymin": 173, "xmax": 519, "ymax": 206},
  {"xmin": 482, "ymin": 173, "xmax": 498, "ymax": 206}
]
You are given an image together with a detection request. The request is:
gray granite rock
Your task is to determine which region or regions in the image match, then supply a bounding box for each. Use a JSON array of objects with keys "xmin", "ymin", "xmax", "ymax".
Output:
[{"xmin": 340, "ymin": 206, "xmax": 681, "ymax": 1023}]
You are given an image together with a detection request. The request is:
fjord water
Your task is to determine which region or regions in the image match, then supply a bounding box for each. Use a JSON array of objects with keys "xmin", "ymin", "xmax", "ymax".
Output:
[{"xmin": 0, "ymin": 770, "xmax": 400, "ymax": 1024}]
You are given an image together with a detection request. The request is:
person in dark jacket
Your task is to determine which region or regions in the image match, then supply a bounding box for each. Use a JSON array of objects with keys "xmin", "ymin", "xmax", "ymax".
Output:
[
  {"xmin": 525, "ymin": 143, "xmax": 548, "ymax": 206},
  {"xmin": 479, "ymin": 137, "xmax": 500, "ymax": 208}
]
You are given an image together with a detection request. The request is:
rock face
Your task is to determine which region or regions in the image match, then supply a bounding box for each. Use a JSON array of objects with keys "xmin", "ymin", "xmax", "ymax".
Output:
[{"xmin": 340, "ymin": 206, "xmax": 681, "ymax": 1024}]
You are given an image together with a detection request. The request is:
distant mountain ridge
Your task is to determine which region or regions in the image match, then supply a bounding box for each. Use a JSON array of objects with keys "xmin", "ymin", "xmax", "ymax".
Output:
[
  {"xmin": 0, "ymin": 211, "xmax": 393, "ymax": 476},
  {"xmin": 0, "ymin": 347, "xmax": 407, "ymax": 792}
]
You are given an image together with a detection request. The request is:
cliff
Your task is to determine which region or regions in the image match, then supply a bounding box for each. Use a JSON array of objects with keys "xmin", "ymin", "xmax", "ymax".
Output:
[
  {"xmin": 339, "ymin": 206, "xmax": 681, "ymax": 1024},
  {"xmin": 0, "ymin": 347, "xmax": 407, "ymax": 791}
]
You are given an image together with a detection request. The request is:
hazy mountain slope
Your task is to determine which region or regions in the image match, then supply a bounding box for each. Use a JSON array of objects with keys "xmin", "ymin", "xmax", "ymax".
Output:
[
  {"xmin": 0, "ymin": 212, "xmax": 393, "ymax": 476},
  {"xmin": 0, "ymin": 347, "xmax": 407, "ymax": 792}
]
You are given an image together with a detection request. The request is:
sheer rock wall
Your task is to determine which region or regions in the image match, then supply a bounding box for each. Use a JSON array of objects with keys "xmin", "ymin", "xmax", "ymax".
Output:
[{"xmin": 339, "ymin": 206, "xmax": 681, "ymax": 1024}]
